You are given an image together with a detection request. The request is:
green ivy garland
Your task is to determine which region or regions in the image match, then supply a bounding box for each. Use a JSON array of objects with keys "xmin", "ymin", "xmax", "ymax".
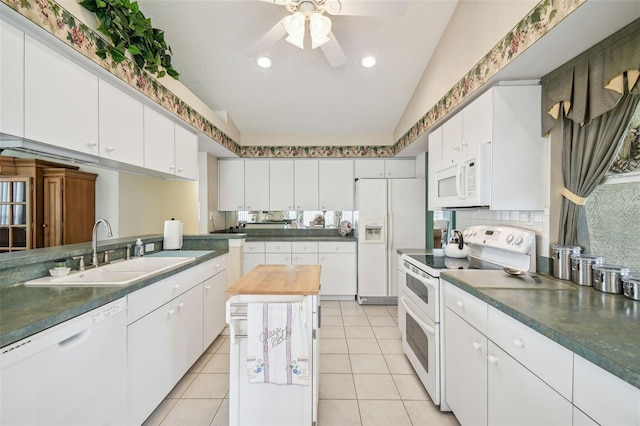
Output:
[{"xmin": 79, "ymin": 0, "xmax": 179, "ymax": 79}]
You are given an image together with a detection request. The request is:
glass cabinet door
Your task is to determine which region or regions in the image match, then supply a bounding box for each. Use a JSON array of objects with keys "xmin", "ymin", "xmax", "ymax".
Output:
[{"xmin": 0, "ymin": 177, "xmax": 31, "ymax": 252}]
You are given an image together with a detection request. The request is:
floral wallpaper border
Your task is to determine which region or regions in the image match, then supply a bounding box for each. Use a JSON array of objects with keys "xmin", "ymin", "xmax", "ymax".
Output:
[{"xmin": 1, "ymin": 0, "xmax": 584, "ymax": 158}]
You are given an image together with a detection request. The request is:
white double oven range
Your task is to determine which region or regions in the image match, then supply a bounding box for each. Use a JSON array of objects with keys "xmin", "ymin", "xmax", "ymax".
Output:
[{"xmin": 398, "ymin": 225, "xmax": 536, "ymax": 411}]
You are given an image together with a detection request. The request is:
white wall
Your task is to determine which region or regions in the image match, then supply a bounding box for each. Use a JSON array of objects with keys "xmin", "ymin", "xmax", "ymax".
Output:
[
  {"xmin": 198, "ymin": 152, "xmax": 226, "ymax": 234},
  {"xmin": 395, "ymin": 0, "xmax": 539, "ymax": 140}
]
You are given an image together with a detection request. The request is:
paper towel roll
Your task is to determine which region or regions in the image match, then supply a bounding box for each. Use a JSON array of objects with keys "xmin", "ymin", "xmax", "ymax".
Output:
[{"xmin": 163, "ymin": 219, "xmax": 183, "ymax": 250}]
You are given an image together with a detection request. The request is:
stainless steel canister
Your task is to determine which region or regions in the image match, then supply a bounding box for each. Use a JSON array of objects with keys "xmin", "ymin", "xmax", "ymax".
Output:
[
  {"xmin": 592, "ymin": 264, "xmax": 630, "ymax": 294},
  {"xmin": 570, "ymin": 254, "xmax": 604, "ymax": 286},
  {"xmin": 551, "ymin": 245, "xmax": 582, "ymax": 280},
  {"xmin": 622, "ymin": 276, "xmax": 640, "ymax": 301}
]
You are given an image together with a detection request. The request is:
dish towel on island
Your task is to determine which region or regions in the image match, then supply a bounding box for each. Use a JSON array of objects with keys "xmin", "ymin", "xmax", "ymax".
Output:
[{"xmin": 246, "ymin": 302, "xmax": 309, "ymax": 386}]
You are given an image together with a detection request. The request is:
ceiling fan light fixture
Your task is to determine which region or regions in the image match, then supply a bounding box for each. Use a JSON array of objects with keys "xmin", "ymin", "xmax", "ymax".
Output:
[
  {"xmin": 256, "ymin": 55, "xmax": 273, "ymax": 69},
  {"xmin": 309, "ymin": 12, "xmax": 331, "ymax": 49},
  {"xmin": 283, "ymin": 11, "xmax": 306, "ymax": 49},
  {"xmin": 361, "ymin": 55, "xmax": 377, "ymax": 68}
]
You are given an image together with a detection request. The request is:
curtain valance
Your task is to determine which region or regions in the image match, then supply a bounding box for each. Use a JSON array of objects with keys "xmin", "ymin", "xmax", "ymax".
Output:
[{"xmin": 541, "ymin": 18, "xmax": 640, "ymax": 136}]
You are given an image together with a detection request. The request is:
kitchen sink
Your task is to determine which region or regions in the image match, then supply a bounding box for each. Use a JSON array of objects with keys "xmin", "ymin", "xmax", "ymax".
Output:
[{"xmin": 25, "ymin": 256, "xmax": 195, "ymax": 287}]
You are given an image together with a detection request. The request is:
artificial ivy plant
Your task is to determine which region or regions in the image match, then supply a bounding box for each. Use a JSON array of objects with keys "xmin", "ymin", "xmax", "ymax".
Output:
[{"xmin": 79, "ymin": 0, "xmax": 179, "ymax": 79}]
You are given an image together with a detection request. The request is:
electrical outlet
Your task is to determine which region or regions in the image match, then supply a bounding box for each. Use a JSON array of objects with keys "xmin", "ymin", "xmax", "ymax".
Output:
[
  {"xmin": 145, "ymin": 243, "xmax": 155, "ymax": 253},
  {"xmin": 209, "ymin": 211, "xmax": 214, "ymax": 220}
]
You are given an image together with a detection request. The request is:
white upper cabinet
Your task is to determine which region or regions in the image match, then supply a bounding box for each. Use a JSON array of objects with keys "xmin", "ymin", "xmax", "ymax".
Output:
[
  {"xmin": 354, "ymin": 159, "xmax": 415, "ymax": 178},
  {"xmin": 219, "ymin": 160, "xmax": 244, "ymax": 211},
  {"xmin": 294, "ymin": 159, "xmax": 319, "ymax": 211},
  {"xmin": 318, "ymin": 160, "xmax": 354, "ymax": 211},
  {"xmin": 463, "ymin": 89, "xmax": 493, "ymax": 148},
  {"xmin": 174, "ymin": 124, "xmax": 198, "ymax": 180},
  {"xmin": 269, "ymin": 160, "xmax": 294, "ymax": 210},
  {"xmin": 441, "ymin": 110, "xmax": 464, "ymax": 165},
  {"xmin": 384, "ymin": 159, "xmax": 415, "ymax": 178},
  {"xmin": 99, "ymin": 79, "xmax": 144, "ymax": 167},
  {"xmin": 143, "ymin": 106, "xmax": 174, "ymax": 175},
  {"xmin": 24, "ymin": 36, "xmax": 99, "ymax": 155},
  {"xmin": 354, "ymin": 160, "xmax": 385, "ymax": 178},
  {"xmin": 1, "ymin": 23, "xmax": 24, "ymax": 138},
  {"xmin": 244, "ymin": 160, "xmax": 269, "ymax": 210}
]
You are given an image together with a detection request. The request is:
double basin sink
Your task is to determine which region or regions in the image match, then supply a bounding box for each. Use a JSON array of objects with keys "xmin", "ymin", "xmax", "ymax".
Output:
[{"xmin": 25, "ymin": 256, "xmax": 196, "ymax": 287}]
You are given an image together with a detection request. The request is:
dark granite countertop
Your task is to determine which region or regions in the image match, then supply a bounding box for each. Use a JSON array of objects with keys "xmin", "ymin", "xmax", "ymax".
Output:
[
  {"xmin": 0, "ymin": 249, "xmax": 226, "ymax": 348},
  {"xmin": 441, "ymin": 269, "xmax": 640, "ymax": 389}
]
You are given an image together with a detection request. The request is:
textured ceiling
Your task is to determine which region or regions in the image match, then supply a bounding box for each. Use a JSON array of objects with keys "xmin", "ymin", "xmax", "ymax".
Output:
[{"xmin": 136, "ymin": 0, "xmax": 458, "ymax": 140}]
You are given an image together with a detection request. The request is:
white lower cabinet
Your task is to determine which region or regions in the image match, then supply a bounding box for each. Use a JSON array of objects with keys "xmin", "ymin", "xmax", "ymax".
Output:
[
  {"xmin": 318, "ymin": 242, "xmax": 356, "ymax": 297},
  {"xmin": 444, "ymin": 307, "xmax": 488, "ymax": 426},
  {"xmin": 127, "ymin": 257, "xmax": 226, "ymax": 425},
  {"xmin": 487, "ymin": 342, "xmax": 572, "ymax": 426}
]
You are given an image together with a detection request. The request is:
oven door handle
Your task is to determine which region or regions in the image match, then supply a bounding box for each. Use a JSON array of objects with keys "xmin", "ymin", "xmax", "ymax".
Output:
[
  {"xmin": 400, "ymin": 296, "xmax": 436, "ymax": 335},
  {"xmin": 400, "ymin": 262, "xmax": 438, "ymax": 290}
]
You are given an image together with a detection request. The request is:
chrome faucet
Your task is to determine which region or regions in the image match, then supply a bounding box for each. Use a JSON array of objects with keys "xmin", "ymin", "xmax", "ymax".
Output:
[{"xmin": 91, "ymin": 219, "xmax": 113, "ymax": 268}]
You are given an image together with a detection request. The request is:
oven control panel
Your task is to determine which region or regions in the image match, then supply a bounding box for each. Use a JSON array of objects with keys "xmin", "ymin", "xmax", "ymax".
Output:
[{"xmin": 463, "ymin": 225, "xmax": 535, "ymax": 254}]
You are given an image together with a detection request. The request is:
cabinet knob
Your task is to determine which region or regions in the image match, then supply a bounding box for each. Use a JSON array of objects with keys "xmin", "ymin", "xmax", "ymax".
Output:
[
  {"xmin": 238, "ymin": 206, "xmax": 243, "ymax": 209},
  {"xmin": 512, "ymin": 338, "xmax": 525, "ymax": 348},
  {"xmin": 177, "ymin": 302, "xmax": 185, "ymax": 309},
  {"xmin": 177, "ymin": 168, "xmax": 184, "ymax": 172},
  {"xmin": 168, "ymin": 309, "xmax": 175, "ymax": 315},
  {"xmin": 487, "ymin": 355, "xmax": 498, "ymax": 364},
  {"xmin": 215, "ymin": 263, "xmax": 220, "ymax": 269},
  {"xmin": 169, "ymin": 165, "xmax": 176, "ymax": 170},
  {"xmin": 106, "ymin": 145, "xmax": 114, "ymax": 152},
  {"xmin": 173, "ymin": 284, "xmax": 180, "ymax": 289},
  {"xmin": 205, "ymin": 285, "xmax": 212, "ymax": 290},
  {"xmin": 456, "ymin": 300, "xmax": 464, "ymax": 307},
  {"xmin": 88, "ymin": 141, "xmax": 97, "ymax": 147},
  {"xmin": 472, "ymin": 342, "xmax": 482, "ymax": 350}
]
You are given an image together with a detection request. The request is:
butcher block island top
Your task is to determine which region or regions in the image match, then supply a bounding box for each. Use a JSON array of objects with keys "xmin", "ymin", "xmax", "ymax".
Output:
[{"xmin": 226, "ymin": 265, "xmax": 321, "ymax": 295}]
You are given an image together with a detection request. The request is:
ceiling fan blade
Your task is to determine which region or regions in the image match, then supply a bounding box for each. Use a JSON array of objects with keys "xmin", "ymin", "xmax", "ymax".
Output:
[
  {"xmin": 247, "ymin": 18, "xmax": 287, "ymax": 57},
  {"xmin": 320, "ymin": 32, "xmax": 347, "ymax": 67},
  {"xmin": 323, "ymin": 0, "xmax": 408, "ymax": 16}
]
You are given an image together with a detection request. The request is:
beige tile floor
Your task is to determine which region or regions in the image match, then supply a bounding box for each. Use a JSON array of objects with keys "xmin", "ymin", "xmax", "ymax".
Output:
[{"xmin": 143, "ymin": 300, "xmax": 460, "ymax": 426}]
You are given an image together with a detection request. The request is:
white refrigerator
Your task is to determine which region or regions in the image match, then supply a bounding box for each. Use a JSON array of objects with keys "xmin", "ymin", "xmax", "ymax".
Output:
[{"xmin": 355, "ymin": 178, "xmax": 426, "ymax": 304}]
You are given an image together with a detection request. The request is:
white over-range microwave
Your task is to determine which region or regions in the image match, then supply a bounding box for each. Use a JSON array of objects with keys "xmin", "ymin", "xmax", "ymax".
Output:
[{"xmin": 434, "ymin": 143, "xmax": 491, "ymax": 208}]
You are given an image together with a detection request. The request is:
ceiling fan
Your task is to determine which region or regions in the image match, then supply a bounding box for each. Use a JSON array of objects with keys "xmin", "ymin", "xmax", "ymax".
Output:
[{"xmin": 248, "ymin": 0, "xmax": 408, "ymax": 67}]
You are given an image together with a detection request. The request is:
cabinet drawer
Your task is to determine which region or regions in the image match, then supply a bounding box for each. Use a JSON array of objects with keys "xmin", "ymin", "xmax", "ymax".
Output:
[
  {"xmin": 291, "ymin": 241, "xmax": 319, "ymax": 253},
  {"xmin": 209, "ymin": 254, "xmax": 226, "ymax": 275},
  {"xmin": 444, "ymin": 281, "xmax": 487, "ymax": 335},
  {"xmin": 265, "ymin": 241, "xmax": 292, "ymax": 253},
  {"xmin": 128, "ymin": 259, "xmax": 215, "ymax": 324},
  {"xmin": 318, "ymin": 241, "xmax": 355, "ymax": 253},
  {"xmin": 266, "ymin": 253, "xmax": 291, "ymax": 264},
  {"xmin": 487, "ymin": 306, "xmax": 573, "ymax": 400},
  {"xmin": 244, "ymin": 241, "xmax": 265, "ymax": 253},
  {"xmin": 574, "ymin": 354, "xmax": 640, "ymax": 426}
]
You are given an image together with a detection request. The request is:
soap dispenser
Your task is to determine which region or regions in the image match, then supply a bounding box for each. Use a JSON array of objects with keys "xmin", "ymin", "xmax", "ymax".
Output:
[{"xmin": 134, "ymin": 238, "xmax": 144, "ymax": 257}]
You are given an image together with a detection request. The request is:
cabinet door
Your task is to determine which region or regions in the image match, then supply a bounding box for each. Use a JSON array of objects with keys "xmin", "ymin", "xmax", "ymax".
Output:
[
  {"xmin": 444, "ymin": 308, "xmax": 487, "ymax": 426},
  {"xmin": 98, "ymin": 79, "xmax": 144, "ymax": 167},
  {"xmin": 144, "ymin": 106, "xmax": 175, "ymax": 175},
  {"xmin": 384, "ymin": 159, "xmax": 415, "ymax": 178},
  {"xmin": 294, "ymin": 159, "xmax": 319, "ymax": 210},
  {"xmin": 266, "ymin": 253, "xmax": 291, "ymax": 265},
  {"xmin": 24, "ymin": 36, "xmax": 99, "ymax": 154},
  {"xmin": 487, "ymin": 343, "xmax": 572, "ymax": 426},
  {"xmin": 441, "ymin": 111, "xmax": 463, "ymax": 166},
  {"xmin": 243, "ymin": 253, "xmax": 265, "ymax": 275},
  {"xmin": 463, "ymin": 89, "xmax": 493, "ymax": 152},
  {"xmin": 174, "ymin": 124, "xmax": 198, "ymax": 180},
  {"xmin": 318, "ymin": 160, "xmax": 354, "ymax": 211},
  {"xmin": 203, "ymin": 273, "xmax": 226, "ymax": 348},
  {"xmin": 0, "ymin": 23, "xmax": 24, "ymax": 137},
  {"xmin": 427, "ymin": 130, "xmax": 442, "ymax": 211},
  {"xmin": 244, "ymin": 160, "xmax": 270, "ymax": 210},
  {"xmin": 269, "ymin": 160, "xmax": 294, "ymax": 210},
  {"xmin": 219, "ymin": 160, "xmax": 245, "ymax": 210},
  {"xmin": 127, "ymin": 303, "xmax": 174, "ymax": 426},
  {"xmin": 292, "ymin": 253, "xmax": 318, "ymax": 265},
  {"xmin": 318, "ymin": 252, "xmax": 356, "ymax": 296},
  {"xmin": 172, "ymin": 285, "xmax": 204, "ymax": 381},
  {"xmin": 354, "ymin": 160, "xmax": 385, "ymax": 178},
  {"xmin": 43, "ymin": 177, "xmax": 63, "ymax": 247}
]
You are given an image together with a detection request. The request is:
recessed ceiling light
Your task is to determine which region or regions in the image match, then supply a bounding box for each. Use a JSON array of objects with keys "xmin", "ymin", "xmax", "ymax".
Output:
[
  {"xmin": 361, "ymin": 56, "xmax": 377, "ymax": 68},
  {"xmin": 256, "ymin": 56, "xmax": 272, "ymax": 69}
]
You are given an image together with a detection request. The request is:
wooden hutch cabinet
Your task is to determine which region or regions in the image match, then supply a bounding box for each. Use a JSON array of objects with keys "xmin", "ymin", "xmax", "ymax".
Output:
[
  {"xmin": 42, "ymin": 168, "xmax": 97, "ymax": 246},
  {"xmin": 0, "ymin": 156, "xmax": 97, "ymax": 251}
]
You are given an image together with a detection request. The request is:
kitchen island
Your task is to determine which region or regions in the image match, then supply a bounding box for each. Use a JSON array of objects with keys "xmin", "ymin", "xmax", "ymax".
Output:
[{"xmin": 226, "ymin": 264, "xmax": 321, "ymax": 426}]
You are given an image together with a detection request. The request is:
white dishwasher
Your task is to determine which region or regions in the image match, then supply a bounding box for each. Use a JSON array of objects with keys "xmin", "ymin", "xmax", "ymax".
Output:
[{"xmin": 0, "ymin": 298, "xmax": 127, "ymax": 426}]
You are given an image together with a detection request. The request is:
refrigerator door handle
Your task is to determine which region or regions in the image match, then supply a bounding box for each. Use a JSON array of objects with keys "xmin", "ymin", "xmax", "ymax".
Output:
[{"xmin": 386, "ymin": 181, "xmax": 392, "ymax": 296}]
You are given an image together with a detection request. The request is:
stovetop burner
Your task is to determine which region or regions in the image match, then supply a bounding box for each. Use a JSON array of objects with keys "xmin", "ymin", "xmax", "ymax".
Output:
[{"xmin": 407, "ymin": 254, "xmax": 471, "ymax": 270}]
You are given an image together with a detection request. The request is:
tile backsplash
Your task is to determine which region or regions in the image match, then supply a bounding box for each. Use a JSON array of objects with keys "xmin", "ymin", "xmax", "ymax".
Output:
[{"xmin": 454, "ymin": 208, "xmax": 550, "ymax": 257}]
